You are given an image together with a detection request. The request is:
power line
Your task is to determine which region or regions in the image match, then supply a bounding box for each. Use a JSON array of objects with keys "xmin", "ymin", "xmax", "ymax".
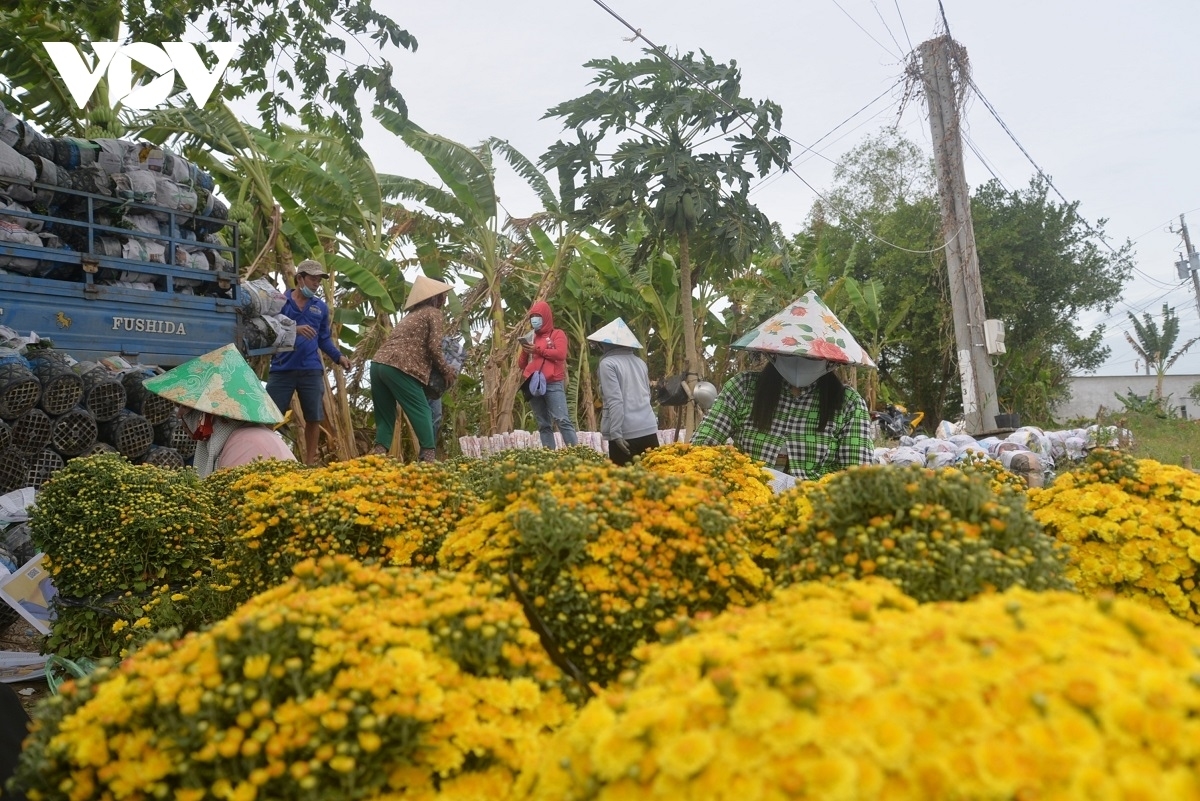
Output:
[
  {"xmin": 583, "ymin": 0, "xmax": 968, "ymax": 256},
  {"xmin": 893, "ymin": 0, "xmax": 915, "ymax": 53},
  {"xmin": 966, "ymin": 76, "xmax": 1126, "ymax": 257},
  {"xmin": 869, "ymin": 1, "xmax": 905, "ymax": 58},
  {"xmin": 828, "ymin": 0, "xmax": 902, "ymax": 60}
]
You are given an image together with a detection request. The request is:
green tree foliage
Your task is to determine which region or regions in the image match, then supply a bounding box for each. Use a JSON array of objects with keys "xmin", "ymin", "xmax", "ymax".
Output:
[
  {"xmin": 541, "ymin": 48, "xmax": 791, "ymax": 432},
  {"xmin": 0, "ymin": 0, "xmax": 415, "ymax": 143},
  {"xmin": 802, "ymin": 132, "xmax": 1132, "ymax": 425},
  {"xmin": 974, "ymin": 177, "xmax": 1133, "ymax": 420}
]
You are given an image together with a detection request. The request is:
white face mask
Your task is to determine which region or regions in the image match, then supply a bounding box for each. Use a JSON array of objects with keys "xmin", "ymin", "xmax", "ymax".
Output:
[{"xmin": 771, "ymin": 355, "xmax": 830, "ymax": 388}]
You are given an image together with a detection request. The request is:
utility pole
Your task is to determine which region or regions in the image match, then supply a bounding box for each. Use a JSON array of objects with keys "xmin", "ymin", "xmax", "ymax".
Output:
[
  {"xmin": 916, "ymin": 35, "xmax": 1000, "ymax": 434},
  {"xmin": 1175, "ymin": 214, "xmax": 1200, "ymax": 316}
]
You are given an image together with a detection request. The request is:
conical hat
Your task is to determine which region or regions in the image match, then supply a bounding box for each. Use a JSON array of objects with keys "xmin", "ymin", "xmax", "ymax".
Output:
[
  {"xmin": 142, "ymin": 344, "xmax": 285, "ymax": 424},
  {"xmin": 732, "ymin": 291, "xmax": 876, "ymax": 367},
  {"xmin": 404, "ymin": 275, "xmax": 454, "ymax": 310},
  {"xmin": 587, "ymin": 317, "xmax": 642, "ymax": 349}
]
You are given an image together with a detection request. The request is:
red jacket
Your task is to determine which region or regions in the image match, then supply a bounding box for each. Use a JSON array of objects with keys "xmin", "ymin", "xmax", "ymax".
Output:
[{"xmin": 518, "ymin": 300, "xmax": 569, "ymax": 384}]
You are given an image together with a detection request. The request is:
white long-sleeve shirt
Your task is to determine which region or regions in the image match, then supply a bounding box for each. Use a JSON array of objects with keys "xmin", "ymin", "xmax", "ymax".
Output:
[{"xmin": 597, "ymin": 350, "xmax": 659, "ymax": 441}]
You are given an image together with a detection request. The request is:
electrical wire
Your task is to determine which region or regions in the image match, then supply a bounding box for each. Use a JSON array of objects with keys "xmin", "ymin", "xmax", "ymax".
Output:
[
  {"xmin": 967, "ymin": 76, "xmax": 1126, "ymax": 257},
  {"xmin": 583, "ymin": 0, "xmax": 969, "ymax": 256},
  {"xmin": 870, "ymin": 1, "xmax": 906, "ymax": 59},
  {"xmin": 893, "ymin": 0, "xmax": 915, "ymax": 53},
  {"xmin": 828, "ymin": 0, "xmax": 903, "ymax": 60}
]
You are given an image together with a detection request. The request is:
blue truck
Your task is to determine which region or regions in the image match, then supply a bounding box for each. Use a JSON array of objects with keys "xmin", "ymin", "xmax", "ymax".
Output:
[{"xmin": 0, "ymin": 182, "xmax": 265, "ymax": 366}]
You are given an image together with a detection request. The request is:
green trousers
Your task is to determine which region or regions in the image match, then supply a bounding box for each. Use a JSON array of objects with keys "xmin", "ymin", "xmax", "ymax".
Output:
[{"xmin": 370, "ymin": 362, "xmax": 436, "ymax": 450}]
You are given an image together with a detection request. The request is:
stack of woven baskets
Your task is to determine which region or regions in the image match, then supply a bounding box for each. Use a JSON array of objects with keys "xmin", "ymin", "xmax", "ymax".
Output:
[{"xmin": 0, "ymin": 346, "xmax": 187, "ymax": 491}]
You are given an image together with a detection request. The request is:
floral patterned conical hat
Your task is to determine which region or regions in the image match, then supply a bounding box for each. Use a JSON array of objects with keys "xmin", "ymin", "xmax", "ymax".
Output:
[
  {"xmin": 732, "ymin": 291, "xmax": 876, "ymax": 367},
  {"xmin": 587, "ymin": 317, "xmax": 642, "ymax": 349},
  {"xmin": 142, "ymin": 344, "xmax": 285, "ymax": 424}
]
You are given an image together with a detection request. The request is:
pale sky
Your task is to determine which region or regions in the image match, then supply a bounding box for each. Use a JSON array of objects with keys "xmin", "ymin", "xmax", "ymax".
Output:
[{"xmin": 345, "ymin": 0, "xmax": 1199, "ymax": 376}]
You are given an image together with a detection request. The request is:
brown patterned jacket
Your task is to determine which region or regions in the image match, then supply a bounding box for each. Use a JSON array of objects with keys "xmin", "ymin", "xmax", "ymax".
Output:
[{"xmin": 372, "ymin": 305, "xmax": 453, "ymax": 384}]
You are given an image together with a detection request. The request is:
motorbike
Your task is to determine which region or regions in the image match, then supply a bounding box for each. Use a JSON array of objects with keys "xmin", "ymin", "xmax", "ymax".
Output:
[{"xmin": 871, "ymin": 404, "xmax": 925, "ymax": 439}]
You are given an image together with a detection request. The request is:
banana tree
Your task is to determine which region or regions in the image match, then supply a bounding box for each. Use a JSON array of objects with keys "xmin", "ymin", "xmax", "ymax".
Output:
[
  {"xmin": 376, "ymin": 110, "xmax": 579, "ymax": 434},
  {"xmin": 142, "ymin": 107, "xmax": 409, "ymax": 460}
]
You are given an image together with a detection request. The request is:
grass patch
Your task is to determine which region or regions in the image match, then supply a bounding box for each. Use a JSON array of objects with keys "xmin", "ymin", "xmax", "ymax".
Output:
[{"xmin": 1098, "ymin": 410, "xmax": 1200, "ymax": 467}]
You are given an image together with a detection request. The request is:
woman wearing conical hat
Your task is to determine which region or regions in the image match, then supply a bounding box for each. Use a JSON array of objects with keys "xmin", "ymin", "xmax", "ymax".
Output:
[
  {"xmin": 143, "ymin": 345, "xmax": 297, "ymax": 478},
  {"xmin": 368, "ymin": 274, "xmax": 456, "ymax": 462},
  {"xmin": 692, "ymin": 292, "xmax": 875, "ymax": 480},
  {"xmin": 588, "ymin": 317, "xmax": 659, "ymax": 465}
]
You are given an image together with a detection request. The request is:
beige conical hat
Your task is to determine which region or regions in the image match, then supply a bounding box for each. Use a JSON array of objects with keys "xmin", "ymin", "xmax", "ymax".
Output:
[
  {"xmin": 404, "ymin": 275, "xmax": 454, "ymax": 310},
  {"xmin": 732, "ymin": 291, "xmax": 876, "ymax": 367},
  {"xmin": 142, "ymin": 344, "xmax": 284, "ymax": 424}
]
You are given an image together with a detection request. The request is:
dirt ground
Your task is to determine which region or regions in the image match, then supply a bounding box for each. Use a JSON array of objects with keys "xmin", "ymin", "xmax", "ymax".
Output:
[{"xmin": 1, "ymin": 623, "xmax": 50, "ymax": 716}]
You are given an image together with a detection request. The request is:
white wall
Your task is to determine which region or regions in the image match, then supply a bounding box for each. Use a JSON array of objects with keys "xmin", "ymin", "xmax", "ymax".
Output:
[{"xmin": 1059, "ymin": 375, "xmax": 1200, "ymax": 421}]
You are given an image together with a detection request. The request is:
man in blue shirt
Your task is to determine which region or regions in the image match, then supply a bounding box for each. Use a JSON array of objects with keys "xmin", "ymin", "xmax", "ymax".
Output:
[{"xmin": 266, "ymin": 259, "xmax": 351, "ymax": 464}]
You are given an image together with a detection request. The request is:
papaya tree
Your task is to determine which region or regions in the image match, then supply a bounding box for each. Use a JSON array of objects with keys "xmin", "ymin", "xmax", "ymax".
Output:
[{"xmin": 542, "ymin": 49, "xmax": 791, "ymax": 435}]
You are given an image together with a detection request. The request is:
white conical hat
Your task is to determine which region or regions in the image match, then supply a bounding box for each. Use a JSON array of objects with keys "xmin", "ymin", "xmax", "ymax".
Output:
[
  {"xmin": 732, "ymin": 291, "xmax": 876, "ymax": 367},
  {"xmin": 404, "ymin": 275, "xmax": 454, "ymax": 310},
  {"xmin": 587, "ymin": 318, "xmax": 642, "ymax": 349}
]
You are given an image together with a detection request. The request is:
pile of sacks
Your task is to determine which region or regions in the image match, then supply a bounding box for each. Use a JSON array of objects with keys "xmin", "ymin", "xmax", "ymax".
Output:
[
  {"xmin": 874, "ymin": 423, "xmax": 1132, "ymax": 487},
  {"xmin": 238, "ymin": 278, "xmax": 297, "ymax": 352},
  {"xmin": 0, "ymin": 102, "xmax": 230, "ymax": 291}
]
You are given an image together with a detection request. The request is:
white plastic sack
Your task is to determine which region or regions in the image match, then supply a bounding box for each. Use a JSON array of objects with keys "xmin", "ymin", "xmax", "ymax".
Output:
[
  {"xmin": 241, "ymin": 278, "xmax": 286, "ymax": 316},
  {"xmin": 153, "ymin": 176, "xmax": 197, "ymax": 218},
  {"xmin": 112, "ymin": 169, "xmax": 157, "ymax": 205},
  {"xmin": 0, "ymin": 141, "xmax": 35, "ymax": 184},
  {"xmin": 265, "ymin": 314, "xmax": 297, "ymax": 350},
  {"xmin": 94, "ymin": 139, "xmax": 139, "ymax": 175},
  {"xmin": 0, "ymin": 220, "xmax": 41, "ymax": 273}
]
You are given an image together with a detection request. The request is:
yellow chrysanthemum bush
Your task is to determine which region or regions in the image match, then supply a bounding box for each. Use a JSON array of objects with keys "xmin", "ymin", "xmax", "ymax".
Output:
[
  {"xmin": 447, "ymin": 446, "xmax": 610, "ymax": 502},
  {"xmin": 1028, "ymin": 448, "xmax": 1200, "ymax": 621},
  {"xmin": 743, "ymin": 464, "xmax": 1070, "ymax": 601},
  {"xmin": 29, "ymin": 453, "xmax": 221, "ymax": 659},
  {"xmin": 527, "ymin": 579, "xmax": 1200, "ymax": 801},
  {"xmin": 439, "ymin": 462, "xmax": 768, "ymax": 688},
  {"xmin": 954, "ymin": 451, "xmax": 1032, "ymax": 495},
  {"xmin": 225, "ymin": 455, "xmax": 476, "ymax": 601},
  {"xmin": 635, "ymin": 444, "xmax": 774, "ymax": 518},
  {"xmin": 205, "ymin": 458, "xmax": 309, "ymax": 546},
  {"xmin": 13, "ymin": 556, "xmax": 575, "ymax": 801}
]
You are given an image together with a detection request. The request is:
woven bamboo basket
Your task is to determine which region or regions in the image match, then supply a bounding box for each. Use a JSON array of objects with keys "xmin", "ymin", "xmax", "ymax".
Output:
[
  {"xmin": 139, "ymin": 445, "xmax": 184, "ymax": 470},
  {"xmin": 0, "ymin": 362, "xmax": 41, "ymax": 420},
  {"xmin": 0, "ymin": 450, "xmax": 25, "ymax": 492},
  {"xmin": 25, "ymin": 448, "xmax": 65, "ymax": 489},
  {"xmin": 51, "ymin": 406, "xmax": 98, "ymax": 457},
  {"xmin": 31, "ymin": 358, "xmax": 83, "ymax": 416},
  {"xmin": 122, "ymin": 371, "xmax": 174, "ymax": 425},
  {"xmin": 154, "ymin": 416, "xmax": 196, "ymax": 458},
  {"xmin": 10, "ymin": 408, "xmax": 52, "ymax": 455},
  {"xmin": 98, "ymin": 410, "xmax": 153, "ymax": 460},
  {"xmin": 79, "ymin": 367, "xmax": 127, "ymax": 423}
]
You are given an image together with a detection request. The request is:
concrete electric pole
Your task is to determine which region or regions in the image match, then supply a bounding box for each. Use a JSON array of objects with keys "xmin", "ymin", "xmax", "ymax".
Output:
[
  {"xmin": 915, "ymin": 35, "xmax": 1001, "ymax": 434},
  {"xmin": 1175, "ymin": 214, "xmax": 1200, "ymax": 316}
]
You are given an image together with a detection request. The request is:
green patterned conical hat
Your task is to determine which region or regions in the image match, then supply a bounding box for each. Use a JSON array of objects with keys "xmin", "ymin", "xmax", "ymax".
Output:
[{"xmin": 142, "ymin": 344, "xmax": 284, "ymax": 424}]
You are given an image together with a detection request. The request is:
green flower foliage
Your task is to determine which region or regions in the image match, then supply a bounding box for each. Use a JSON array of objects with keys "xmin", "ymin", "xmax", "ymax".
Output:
[
  {"xmin": 440, "ymin": 462, "xmax": 768, "ymax": 688},
  {"xmin": 446, "ymin": 446, "xmax": 609, "ymax": 505},
  {"xmin": 29, "ymin": 453, "xmax": 221, "ymax": 658},
  {"xmin": 775, "ymin": 464, "xmax": 1071, "ymax": 602},
  {"xmin": 31, "ymin": 454, "xmax": 219, "ymax": 597}
]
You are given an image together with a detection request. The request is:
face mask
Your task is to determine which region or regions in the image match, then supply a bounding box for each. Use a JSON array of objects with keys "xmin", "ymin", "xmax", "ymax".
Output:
[
  {"xmin": 530, "ymin": 316, "xmax": 544, "ymax": 331},
  {"xmin": 180, "ymin": 409, "xmax": 215, "ymax": 441},
  {"xmin": 300, "ymin": 285, "xmax": 317, "ymax": 299},
  {"xmin": 772, "ymin": 355, "xmax": 829, "ymax": 388}
]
